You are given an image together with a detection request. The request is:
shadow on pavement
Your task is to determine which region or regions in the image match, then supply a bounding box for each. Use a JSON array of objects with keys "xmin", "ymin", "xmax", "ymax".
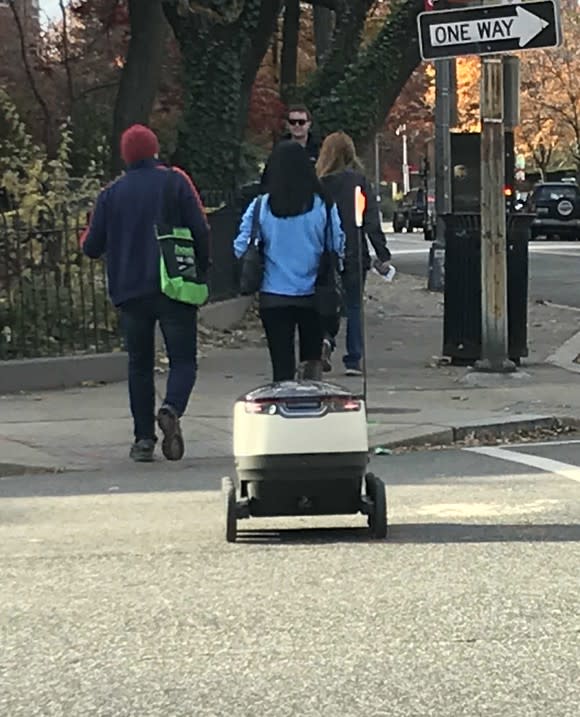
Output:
[
  {"xmin": 388, "ymin": 522, "xmax": 580, "ymax": 543},
  {"xmin": 235, "ymin": 526, "xmax": 375, "ymax": 545},
  {"xmin": 234, "ymin": 521, "xmax": 580, "ymax": 545}
]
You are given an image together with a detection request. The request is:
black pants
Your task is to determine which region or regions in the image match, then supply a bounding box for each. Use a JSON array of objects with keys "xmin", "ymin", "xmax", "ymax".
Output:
[
  {"xmin": 259, "ymin": 305, "xmax": 323, "ymax": 382},
  {"xmin": 120, "ymin": 294, "xmax": 197, "ymax": 441}
]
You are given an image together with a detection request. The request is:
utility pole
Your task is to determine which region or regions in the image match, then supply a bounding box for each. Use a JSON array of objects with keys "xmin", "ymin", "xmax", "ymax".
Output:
[
  {"xmin": 374, "ymin": 133, "xmax": 383, "ymax": 223},
  {"xmin": 427, "ymin": 58, "xmax": 453, "ymax": 292},
  {"xmin": 396, "ymin": 124, "xmax": 410, "ymax": 194},
  {"xmin": 475, "ymin": 48, "xmax": 515, "ymax": 373}
]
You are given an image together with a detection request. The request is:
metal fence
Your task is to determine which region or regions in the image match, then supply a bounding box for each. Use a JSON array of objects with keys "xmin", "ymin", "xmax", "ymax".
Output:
[
  {"xmin": 0, "ymin": 203, "xmax": 121, "ymax": 360},
  {"xmin": 0, "ymin": 186, "xmax": 257, "ymax": 360}
]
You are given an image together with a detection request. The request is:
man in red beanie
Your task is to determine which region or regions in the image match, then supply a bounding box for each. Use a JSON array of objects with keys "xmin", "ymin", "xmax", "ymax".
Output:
[{"xmin": 81, "ymin": 124, "xmax": 210, "ymax": 463}]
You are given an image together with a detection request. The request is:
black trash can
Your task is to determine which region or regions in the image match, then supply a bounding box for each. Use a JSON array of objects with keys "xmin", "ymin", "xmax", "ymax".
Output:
[{"xmin": 443, "ymin": 212, "xmax": 533, "ymax": 364}]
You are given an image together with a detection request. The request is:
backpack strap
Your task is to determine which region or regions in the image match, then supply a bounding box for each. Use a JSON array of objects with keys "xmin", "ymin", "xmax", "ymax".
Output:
[
  {"xmin": 323, "ymin": 200, "xmax": 332, "ymax": 251},
  {"xmin": 160, "ymin": 168, "xmax": 180, "ymax": 229},
  {"xmin": 250, "ymin": 195, "xmax": 263, "ymax": 246}
]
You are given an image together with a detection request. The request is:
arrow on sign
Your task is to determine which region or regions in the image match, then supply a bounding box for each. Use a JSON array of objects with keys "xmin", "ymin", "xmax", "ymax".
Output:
[{"xmin": 429, "ymin": 6, "xmax": 549, "ymax": 49}]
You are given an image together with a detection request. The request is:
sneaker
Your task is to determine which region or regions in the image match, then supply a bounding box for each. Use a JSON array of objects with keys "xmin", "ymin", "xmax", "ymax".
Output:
[
  {"xmin": 157, "ymin": 404, "xmax": 185, "ymax": 461},
  {"xmin": 130, "ymin": 438, "xmax": 155, "ymax": 463},
  {"xmin": 321, "ymin": 339, "xmax": 332, "ymax": 372},
  {"xmin": 345, "ymin": 366, "xmax": 363, "ymax": 377}
]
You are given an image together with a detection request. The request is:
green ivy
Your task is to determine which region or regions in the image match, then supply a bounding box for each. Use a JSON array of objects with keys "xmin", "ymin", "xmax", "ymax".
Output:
[
  {"xmin": 166, "ymin": 0, "xmax": 264, "ymax": 188},
  {"xmin": 309, "ymin": 0, "xmax": 424, "ymax": 144}
]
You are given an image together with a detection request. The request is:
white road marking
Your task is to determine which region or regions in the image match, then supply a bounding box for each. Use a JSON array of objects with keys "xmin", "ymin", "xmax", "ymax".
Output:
[
  {"xmin": 464, "ymin": 445, "xmax": 580, "ymax": 484},
  {"xmin": 389, "ymin": 248, "xmax": 429, "ymax": 255},
  {"xmin": 509, "ymin": 439, "xmax": 580, "ymax": 448},
  {"xmin": 385, "ymin": 236, "xmax": 580, "ymax": 258},
  {"xmin": 546, "ymin": 325, "xmax": 580, "ymax": 375}
]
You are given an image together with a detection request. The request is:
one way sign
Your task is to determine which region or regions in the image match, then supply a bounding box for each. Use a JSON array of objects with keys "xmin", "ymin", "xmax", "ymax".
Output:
[{"xmin": 417, "ymin": 0, "xmax": 561, "ymax": 61}]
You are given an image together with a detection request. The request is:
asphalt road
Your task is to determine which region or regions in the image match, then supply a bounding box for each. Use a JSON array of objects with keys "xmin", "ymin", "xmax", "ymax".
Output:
[
  {"xmin": 1, "ymin": 441, "xmax": 579, "ymax": 716},
  {"xmin": 388, "ymin": 231, "xmax": 580, "ymax": 308}
]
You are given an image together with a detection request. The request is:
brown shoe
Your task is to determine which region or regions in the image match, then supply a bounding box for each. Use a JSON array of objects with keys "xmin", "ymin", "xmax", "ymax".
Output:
[
  {"xmin": 321, "ymin": 339, "xmax": 332, "ymax": 372},
  {"xmin": 300, "ymin": 360, "xmax": 323, "ymax": 381},
  {"xmin": 157, "ymin": 404, "xmax": 185, "ymax": 461}
]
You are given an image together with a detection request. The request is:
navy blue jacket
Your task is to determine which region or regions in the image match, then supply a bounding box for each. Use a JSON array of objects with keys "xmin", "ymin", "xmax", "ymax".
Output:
[{"xmin": 81, "ymin": 159, "xmax": 210, "ymax": 306}]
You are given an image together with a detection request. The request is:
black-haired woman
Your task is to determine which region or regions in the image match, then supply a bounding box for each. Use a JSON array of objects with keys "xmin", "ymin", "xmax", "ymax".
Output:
[{"xmin": 234, "ymin": 140, "xmax": 345, "ymax": 382}]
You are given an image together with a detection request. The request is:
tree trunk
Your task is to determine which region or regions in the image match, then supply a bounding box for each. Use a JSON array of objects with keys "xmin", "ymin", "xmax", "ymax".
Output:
[
  {"xmin": 110, "ymin": 0, "xmax": 168, "ymax": 175},
  {"xmin": 303, "ymin": 0, "xmax": 374, "ymax": 105},
  {"xmin": 308, "ymin": 0, "xmax": 424, "ymax": 148},
  {"xmin": 281, "ymin": 0, "xmax": 300, "ymax": 103},
  {"xmin": 164, "ymin": 0, "xmax": 282, "ymax": 189},
  {"xmin": 313, "ymin": 5, "xmax": 334, "ymax": 66}
]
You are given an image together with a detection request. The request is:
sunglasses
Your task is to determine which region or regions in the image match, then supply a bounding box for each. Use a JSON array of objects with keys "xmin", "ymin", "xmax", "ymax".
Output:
[{"xmin": 288, "ymin": 118, "xmax": 308, "ymax": 126}]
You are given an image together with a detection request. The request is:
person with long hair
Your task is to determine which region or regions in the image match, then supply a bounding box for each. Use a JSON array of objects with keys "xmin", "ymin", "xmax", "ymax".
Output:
[
  {"xmin": 316, "ymin": 131, "xmax": 392, "ymax": 376},
  {"xmin": 234, "ymin": 140, "xmax": 345, "ymax": 382}
]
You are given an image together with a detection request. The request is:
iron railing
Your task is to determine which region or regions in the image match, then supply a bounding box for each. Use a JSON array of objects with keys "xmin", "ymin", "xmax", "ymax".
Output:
[
  {"xmin": 0, "ymin": 185, "xmax": 258, "ymax": 359},
  {"xmin": 0, "ymin": 202, "xmax": 120, "ymax": 360}
]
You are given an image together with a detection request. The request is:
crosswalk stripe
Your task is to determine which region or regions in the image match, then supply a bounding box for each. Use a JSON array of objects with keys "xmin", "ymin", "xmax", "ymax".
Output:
[{"xmin": 464, "ymin": 446, "xmax": 580, "ymax": 483}]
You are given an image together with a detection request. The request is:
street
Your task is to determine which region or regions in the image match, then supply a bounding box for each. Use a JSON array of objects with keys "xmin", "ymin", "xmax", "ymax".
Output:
[
  {"xmin": 388, "ymin": 232, "xmax": 580, "ymax": 308},
  {"xmin": 1, "ymin": 439, "xmax": 579, "ymax": 716}
]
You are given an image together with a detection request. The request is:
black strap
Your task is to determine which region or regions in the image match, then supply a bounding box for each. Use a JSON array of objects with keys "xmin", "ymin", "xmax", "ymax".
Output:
[
  {"xmin": 250, "ymin": 195, "xmax": 263, "ymax": 246},
  {"xmin": 323, "ymin": 201, "xmax": 332, "ymax": 251},
  {"xmin": 160, "ymin": 169, "xmax": 180, "ymax": 228}
]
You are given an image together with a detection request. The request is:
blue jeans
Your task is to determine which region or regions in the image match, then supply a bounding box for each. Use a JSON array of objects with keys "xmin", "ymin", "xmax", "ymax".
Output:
[
  {"xmin": 342, "ymin": 277, "xmax": 364, "ymax": 369},
  {"xmin": 323, "ymin": 273, "xmax": 365, "ymax": 369},
  {"xmin": 120, "ymin": 294, "xmax": 197, "ymax": 441}
]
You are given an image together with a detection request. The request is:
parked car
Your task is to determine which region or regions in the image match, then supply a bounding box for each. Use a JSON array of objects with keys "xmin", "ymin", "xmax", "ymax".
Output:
[
  {"xmin": 527, "ymin": 181, "xmax": 580, "ymax": 240},
  {"xmin": 393, "ymin": 188, "xmax": 433, "ymax": 235}
]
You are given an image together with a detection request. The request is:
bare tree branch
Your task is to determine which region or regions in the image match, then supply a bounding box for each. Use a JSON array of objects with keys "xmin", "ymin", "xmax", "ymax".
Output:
[
  {"xmin": 8, "ymin": 0, "xmax": 53, "ymax": 151},
  {"xmin": 59, "ymin": 0, "xmax": 75, "ymax": 114}
]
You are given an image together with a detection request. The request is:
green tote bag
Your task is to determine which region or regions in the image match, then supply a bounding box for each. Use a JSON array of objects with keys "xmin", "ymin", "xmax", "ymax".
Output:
[{"xmin": 156, "ymin": 169, "xmax": 209, "ymax": 306}]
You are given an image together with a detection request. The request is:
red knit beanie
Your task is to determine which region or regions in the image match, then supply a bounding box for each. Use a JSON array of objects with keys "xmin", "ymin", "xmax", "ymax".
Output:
[{"xmin": 120, "ymin": 124, "xmax": 160, "ymax": 165}]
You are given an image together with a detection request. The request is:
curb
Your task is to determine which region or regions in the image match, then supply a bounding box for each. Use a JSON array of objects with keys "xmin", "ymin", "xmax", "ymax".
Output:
[
  {"xmin": 369, "ymin": 415, "xmax": 580, "ymax": 452},
  {"xmin": 0, "ymin": 296, "xmax": 252, "ymax": 394},
  {"xmin": 0, "ymin": 463, "xmax": 67, "ymax": 478},
  {"xmin": 0, "ymin": 352, "xmax": 128, "ymax": 394}
]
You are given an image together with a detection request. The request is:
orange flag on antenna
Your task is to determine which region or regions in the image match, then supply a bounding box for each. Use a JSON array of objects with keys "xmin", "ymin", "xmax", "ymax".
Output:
[{"xmin": 355, "ymin": 185, "xmax": 366, "ymax": 227}]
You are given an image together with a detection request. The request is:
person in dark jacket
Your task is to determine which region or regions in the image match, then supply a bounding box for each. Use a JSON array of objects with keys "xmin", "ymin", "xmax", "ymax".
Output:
[
  {"xmin": 81, "ymin": 124, "xmax": 210, "ymax": 463},
  {"xmin": 260, "ymin": 105, "xmax": 320, "ymax": 191},
  {"xmin": 316, "ymin": 131, "xmax": 392, "ymax": 376}
]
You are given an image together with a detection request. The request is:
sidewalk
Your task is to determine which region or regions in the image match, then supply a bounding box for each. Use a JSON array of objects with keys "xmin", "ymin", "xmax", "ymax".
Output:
[{"xmin": 2, "ymin": 272, "xmax": 580, "ymax": 475}]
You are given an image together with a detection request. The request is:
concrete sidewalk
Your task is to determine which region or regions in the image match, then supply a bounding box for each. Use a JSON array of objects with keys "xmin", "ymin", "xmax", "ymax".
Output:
[{"xmin": 2, "ymin": 272, "xmax": 580, "ymax": 475}]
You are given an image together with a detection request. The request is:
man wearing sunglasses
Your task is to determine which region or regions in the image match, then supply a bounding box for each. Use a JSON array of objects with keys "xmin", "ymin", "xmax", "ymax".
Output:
[
  {"xmin": 285, "ymin": 105, "xmax": 319, "ymax": 163},
  {"xmin": 260, "ymin": 104, "xmax": 320, "ymax": 192}
]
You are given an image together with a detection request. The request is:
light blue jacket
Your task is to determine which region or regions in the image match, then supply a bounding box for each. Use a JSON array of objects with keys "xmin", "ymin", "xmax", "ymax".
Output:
[{"xmin": 234, "ymin": 194, "xmax": 345, "ymax": 296}]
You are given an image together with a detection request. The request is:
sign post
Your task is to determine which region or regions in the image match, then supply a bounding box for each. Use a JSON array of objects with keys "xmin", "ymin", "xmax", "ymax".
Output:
[
  {"xmin": 418, "ymin": 0, "xmax": 561, "ymax": 371},
  {"xmin": 477, "ymin": 46, "xmax": 515, "ymax": 372}
]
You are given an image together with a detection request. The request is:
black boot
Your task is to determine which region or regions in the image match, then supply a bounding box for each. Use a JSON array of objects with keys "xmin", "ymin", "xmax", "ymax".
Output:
[{"xmin": 130, "ymin": 438, "xmax": 155, "ymax": 463}]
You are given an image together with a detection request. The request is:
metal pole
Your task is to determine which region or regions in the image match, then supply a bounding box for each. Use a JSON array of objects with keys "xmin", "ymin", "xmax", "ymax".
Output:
[
  {"xmin": 402, "ymin": 130, "xmax": 410, "ymax": 194},
  {"xmin": 475, "ymin": 52, "xmax": 515, "ymax": 373},
  {"xmin": 427, "ymin": 58, "xmax": 453, "ymax": 292},
  {"xmin": 374, "ymin": 133, "xmax": 382, "ymax": 223}
]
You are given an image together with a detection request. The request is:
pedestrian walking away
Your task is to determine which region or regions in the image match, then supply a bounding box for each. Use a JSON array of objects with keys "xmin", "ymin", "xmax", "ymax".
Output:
[
  {"xmin": 234, "ymin": 140, "xmax": 345, "ymax": 382},
  {"xmin": 81, "ymin": 124, "xmax": 211, "ymax": 463},
  {"xmin": 316, "ymin": 131, "xmax": 392, "ymax": 375}
]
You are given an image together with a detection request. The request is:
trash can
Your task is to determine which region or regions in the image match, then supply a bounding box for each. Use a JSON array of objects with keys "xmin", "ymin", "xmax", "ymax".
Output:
[{"xmin": 443, "ymin": 212, "xmax": 533, "ymax": 364}]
